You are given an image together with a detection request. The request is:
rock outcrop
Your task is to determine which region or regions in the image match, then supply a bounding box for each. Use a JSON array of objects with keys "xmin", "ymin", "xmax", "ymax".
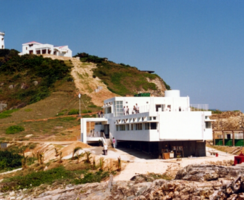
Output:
[
  {"xmin": 3, "ymin": 164, "xmax": 244, "ymax": 200},
  {"xmin": 175, "ymin": 164, "xmax": 244, "ymax": 182}
]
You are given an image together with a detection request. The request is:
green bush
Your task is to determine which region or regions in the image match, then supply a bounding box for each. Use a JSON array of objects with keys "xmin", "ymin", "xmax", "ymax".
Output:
[
  {"xmin": 82, "ymin": 110, "xmax": 92, "ymax": 113},
  {"xmin": 60, "ymin": 117, "xmax": 76, "ymax": 121},
  {"xmin": 0, "ymin": 51, "xmax": 71, "ymax": 108},
  {"xmin": 68, "ymin": 109, "xmax": 79, "ymax": 115},
  {"xmin": 1, "ymin": 166, "xmax": 71, "ymax": 191},
  {"xmin": 5, "ymin": 125, "xmax": 25, "ymax": 134},
  {"xmin": 74, "ymin": 171, "xmax": 110, "ymax": 184},
  {"xmin": 0, "ymin": 151, "xmax": 23, "ymax": 171},
  {"xmin": 0, "ymin": 109, "xmax": 19, "ymax": 119},
  {"xmin": 0, "ymin": 166, "xmax": 113, "ymax": 192}
]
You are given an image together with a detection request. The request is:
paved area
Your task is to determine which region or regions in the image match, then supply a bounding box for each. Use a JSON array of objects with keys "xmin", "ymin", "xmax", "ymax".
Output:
[
  {"xmin": 61, "ymin": 145, "xmax": 235, "ymax": 181},
  {"xmin": 101, "ymin": 146, "xmax": 234, "ymax": 181}
]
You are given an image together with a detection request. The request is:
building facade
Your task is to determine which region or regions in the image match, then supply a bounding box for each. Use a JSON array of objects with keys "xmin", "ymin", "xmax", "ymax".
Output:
[
  {"xmin": 0, "ymin": 32, "xmax": 5, "ymax": 49},
  {"xmin": 19, "ymin": 41, "xmax": 72, "ymax": 57},
  {"xmin": 80, "ymin": 90, "xmax": 213, "ymax": 157}
]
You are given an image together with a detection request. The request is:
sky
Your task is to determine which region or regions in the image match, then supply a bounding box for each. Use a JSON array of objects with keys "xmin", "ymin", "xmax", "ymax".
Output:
[{"xmin": 1, "ymin": 0, "xmax": 244, "ymax": 111}]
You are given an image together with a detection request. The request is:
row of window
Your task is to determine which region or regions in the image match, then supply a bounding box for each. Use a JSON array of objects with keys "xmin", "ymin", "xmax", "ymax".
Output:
[{"xmin": 116, "ymin": 123, "xmax": 157, "ymax": 131}]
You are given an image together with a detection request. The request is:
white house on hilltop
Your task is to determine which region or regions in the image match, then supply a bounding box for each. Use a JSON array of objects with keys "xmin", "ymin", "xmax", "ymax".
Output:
[
  {"xmin": 0, "ymin": 32, "xmax": 5, "ymax": 49},
  {"xmin": 19, "ymin": 41, "xmax": 72, "ymax": 57},
  {"xmin": 80, "ymin": 90, "xmax": 213, "ymax": 158}
]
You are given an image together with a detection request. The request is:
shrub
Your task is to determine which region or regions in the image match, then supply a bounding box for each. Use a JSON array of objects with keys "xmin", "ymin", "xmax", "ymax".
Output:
[
  {"xmin": 68, "ymin": 109, "xmax": 79, "ymax": 115},
  {"xmin": 0, "ymin": 109, "xmax": 19, "ymax": 119},
  {"xmin": 82, "ymin": 110, "xmax": 92, "ymax": 113},
  {"xmin": 0, "ymin": 151, "xmax": 23, "ymax": 171},
  {"xmin": 5, "ymin": 125, "xmax": 25, "ymax": 134},
  {"xmin": 60, "ymin": 117, "xmax": 76, "ymax": 121}
]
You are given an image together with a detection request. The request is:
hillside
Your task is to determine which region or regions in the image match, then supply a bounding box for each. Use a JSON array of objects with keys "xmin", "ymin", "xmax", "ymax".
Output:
[
  {"xmin": 0, "ymin": 50, "xmax": 170, "ymax": 141},
  {"xmin": 76, "ymin": 53, "xmax": 170, "ymax": 97},
  {"xmin": 210, "ymin": 110, "xmax": 244, "ymax": 131}
]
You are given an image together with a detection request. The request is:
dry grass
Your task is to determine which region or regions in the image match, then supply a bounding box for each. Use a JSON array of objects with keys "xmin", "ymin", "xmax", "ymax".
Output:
[{"xmin": 0, "ymin": 80, "xmax": 100, "ymax": 141}]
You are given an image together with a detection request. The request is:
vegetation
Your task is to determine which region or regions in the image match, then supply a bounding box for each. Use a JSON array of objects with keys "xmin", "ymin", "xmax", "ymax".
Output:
[
  {"xmin": 68, "ymin": 109, "xmax": 79, "ymax": 115},
  {"xmin": 0, "ymin": 151, "xmax": 23, "ymax": 171},
  {"xmin": 5, "ymin": 125, "xmax": 25, "ymax": 134},
  {"xmin": 0, "ymin": 109, "xmax": 18, "ymax": 119},
  {"xmin": 0, "ymin": 164, "xmax": 114, "ymax": 192},
  {"xmin": 209, "ymin": 109, "xmax": 222, "ymax": 114},
  {"xmin": 0, "ymin": 49, "xmax": 72, "ymax": 109},
  {"xmin": 75, "ymin": 52, "xmax": 170, "ymax": 96}
]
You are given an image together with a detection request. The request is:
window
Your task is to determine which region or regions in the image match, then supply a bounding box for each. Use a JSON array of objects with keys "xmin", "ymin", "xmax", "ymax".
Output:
[
  {"xmin": 126, "ymin": 124, "xmax": 129, "ymax": 130},
  {"xmin": 205, "ymin": 122, "xmax": 211, "ymax": 129},
  {"xmin": 145, "ymin": 123, "xmax": 149, "ymax": 130},
  {"xmin": 153, "ymin": 117, "xmax": 156, "ymax": 120},
  {"xmin": 114, "ymin": 101, "xmax": 123, "ymax": 116},
  {"xmin": 150, "ymin": 122, "xmax": 157, "ymax": 130},
  {"xmin": 131, "ymin": 124, "xmax": 134, "ymax": 130},
  {"xmin": 136, "ymin": 123, "xmax": 142, "ymax": 130},
  {"xmin": 116, "ymin": 125, "xmax": 119, "ymax": 131},
  {"xmin": 120, "ymin": 125, "xmax": 125, "ymax": 131}
]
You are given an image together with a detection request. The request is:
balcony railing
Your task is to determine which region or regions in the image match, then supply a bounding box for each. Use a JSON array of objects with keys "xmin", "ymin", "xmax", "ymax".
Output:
[{"xmin": 190, "ymin": 104, "xmax": 209, "ymax": 111}]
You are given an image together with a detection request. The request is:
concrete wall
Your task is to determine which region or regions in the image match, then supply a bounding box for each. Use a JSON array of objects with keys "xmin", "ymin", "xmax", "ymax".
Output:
[{"xmin": 0, "ymin": 33, "xmax": 4, "ymax": 49}]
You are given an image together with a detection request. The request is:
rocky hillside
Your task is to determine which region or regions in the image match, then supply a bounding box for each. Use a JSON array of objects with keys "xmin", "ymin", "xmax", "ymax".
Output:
[
  {"xmin": 210, "ymin": 110, "xmax": 244, "ymax": 131},
  {"xmin": 76, "ymin": 53, "xmax": 170, "ymax": 97},
  {"xmin": 3, "ymin": 164, "xmax": 244, "ymax": 199}
]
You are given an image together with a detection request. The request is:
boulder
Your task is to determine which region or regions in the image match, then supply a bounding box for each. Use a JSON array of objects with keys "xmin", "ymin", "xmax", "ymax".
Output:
[{"xmin": 175, "ymin": 164, "xmax": 244, "ymax": 182}]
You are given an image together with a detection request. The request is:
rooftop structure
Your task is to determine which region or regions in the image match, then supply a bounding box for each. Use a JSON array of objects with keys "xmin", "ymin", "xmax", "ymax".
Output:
[
  {"xmin": 80, "ymin": 90, "xmax": 213, "ymax": 158},
  {"xmin": 19, "ymin": 41, "xmax": 72, "ymax": 57},
  {"xmin": 0, "ymin": 32, "xmax": 5, "ymax": 49}
]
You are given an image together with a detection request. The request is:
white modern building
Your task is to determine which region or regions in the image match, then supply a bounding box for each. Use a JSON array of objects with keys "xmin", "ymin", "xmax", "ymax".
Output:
[
  {"xmin": 80, "ymin": 90, "xmax": 213, "ymax": 157},
  {"xmin": 0, "ymin": 32, "xmax": 5, "ymax": 49},
  {"xmin": 19, "ymin": 41, "xmax": 72, "ymax": 57}
]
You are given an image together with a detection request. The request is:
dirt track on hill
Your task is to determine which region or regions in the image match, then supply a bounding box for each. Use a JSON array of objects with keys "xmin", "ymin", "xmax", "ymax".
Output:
[{"xmin": 70, "ymin": 59, "xmax": 117, "ymax": 106}]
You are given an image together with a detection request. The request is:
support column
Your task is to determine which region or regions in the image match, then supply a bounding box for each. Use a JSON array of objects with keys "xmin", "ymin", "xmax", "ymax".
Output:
[
  {"xmin": 232, "ymin": 131, "xmax": 235, "ymax": 146},
  {"xmin": 222, "ymin": 131, "xmax": 225, "ymax": 146},
  {"xmin": 80, "ymin": 119, "xmax": 87, "ymax": 143}
]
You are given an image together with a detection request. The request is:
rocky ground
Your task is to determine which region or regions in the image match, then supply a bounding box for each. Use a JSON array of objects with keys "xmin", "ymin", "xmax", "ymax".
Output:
[
  {"xmin": 2, "ymin": 163, "xmax": 244, "ymax": 200},
  {"xmin": 0, "ymin": 145, "xmax": 238, "ymax": 199}
]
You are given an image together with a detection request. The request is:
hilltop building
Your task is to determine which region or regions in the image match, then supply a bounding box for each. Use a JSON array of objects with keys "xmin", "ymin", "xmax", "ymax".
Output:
[
  {"xmin": 19, "ymin": 41, "xmax": 72, "ymax": 57},
  {"xmin": 80, "ymin": 90, "xmax": 213, "ymax": 158},
  {"xmin": 0, "ymin": 32, "xmax": 5, "ymax": 49}
]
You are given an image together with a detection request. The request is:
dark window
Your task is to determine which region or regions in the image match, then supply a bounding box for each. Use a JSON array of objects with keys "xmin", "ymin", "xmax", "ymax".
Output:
[
  {"xmin": 205, "ymin": 122, "xmax": 211, "ymax": 129},
  {"xmin": 150, "ymin": 122, "xmax": 157, "ymax": 130}
]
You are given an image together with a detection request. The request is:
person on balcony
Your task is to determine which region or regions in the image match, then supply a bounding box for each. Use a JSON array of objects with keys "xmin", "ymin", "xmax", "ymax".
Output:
[{"xmin": 136, "ymin": 104, "xmax": 139, "ymax": 113}]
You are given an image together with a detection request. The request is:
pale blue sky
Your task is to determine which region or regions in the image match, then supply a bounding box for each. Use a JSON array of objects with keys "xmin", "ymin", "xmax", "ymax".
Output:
[{"xmin": 1, "ymin": 0, "xmax": 244, "ymax": 111}]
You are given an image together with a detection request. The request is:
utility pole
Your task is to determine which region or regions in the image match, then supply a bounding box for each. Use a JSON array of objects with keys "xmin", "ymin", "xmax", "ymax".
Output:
[{"xmin": 78, "ymin": 93, "xmax": 81, "ymax": 117}]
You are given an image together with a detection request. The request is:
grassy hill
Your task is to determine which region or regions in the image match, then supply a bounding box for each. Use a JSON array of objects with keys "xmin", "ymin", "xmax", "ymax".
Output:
[
  {"xmin": 0, "ymin": 49, "xmax": 72, "ymax": 109},
  {"xmin": 0, "ymin": 50, "xmax": 170, "ymax": 141},
  {"xmin": 75, "ymin": 53, "xmax": 171, "ymax": 96}
]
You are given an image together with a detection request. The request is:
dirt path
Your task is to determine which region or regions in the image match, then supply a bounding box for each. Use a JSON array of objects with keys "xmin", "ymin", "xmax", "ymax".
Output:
[{"xmin": 70, "ymin": 59, "xmax": 117, "ymax": 106}]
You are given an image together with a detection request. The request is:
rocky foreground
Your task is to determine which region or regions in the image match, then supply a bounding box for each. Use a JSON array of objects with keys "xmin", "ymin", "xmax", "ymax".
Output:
[{"xmin": 2, "ymin": 164, "xmax": 244, "ymax": 200}]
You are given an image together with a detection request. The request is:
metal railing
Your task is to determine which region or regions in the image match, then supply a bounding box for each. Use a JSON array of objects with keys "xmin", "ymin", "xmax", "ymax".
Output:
[{"xmin": 190, "ymin": 104, "xmax": 209, "ymax": 111}]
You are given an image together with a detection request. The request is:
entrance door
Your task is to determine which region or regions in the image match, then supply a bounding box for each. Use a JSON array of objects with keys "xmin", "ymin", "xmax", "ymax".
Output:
[{"xmin": 104, "ymin": 124, "xmax": 110, "ymax": 138}]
